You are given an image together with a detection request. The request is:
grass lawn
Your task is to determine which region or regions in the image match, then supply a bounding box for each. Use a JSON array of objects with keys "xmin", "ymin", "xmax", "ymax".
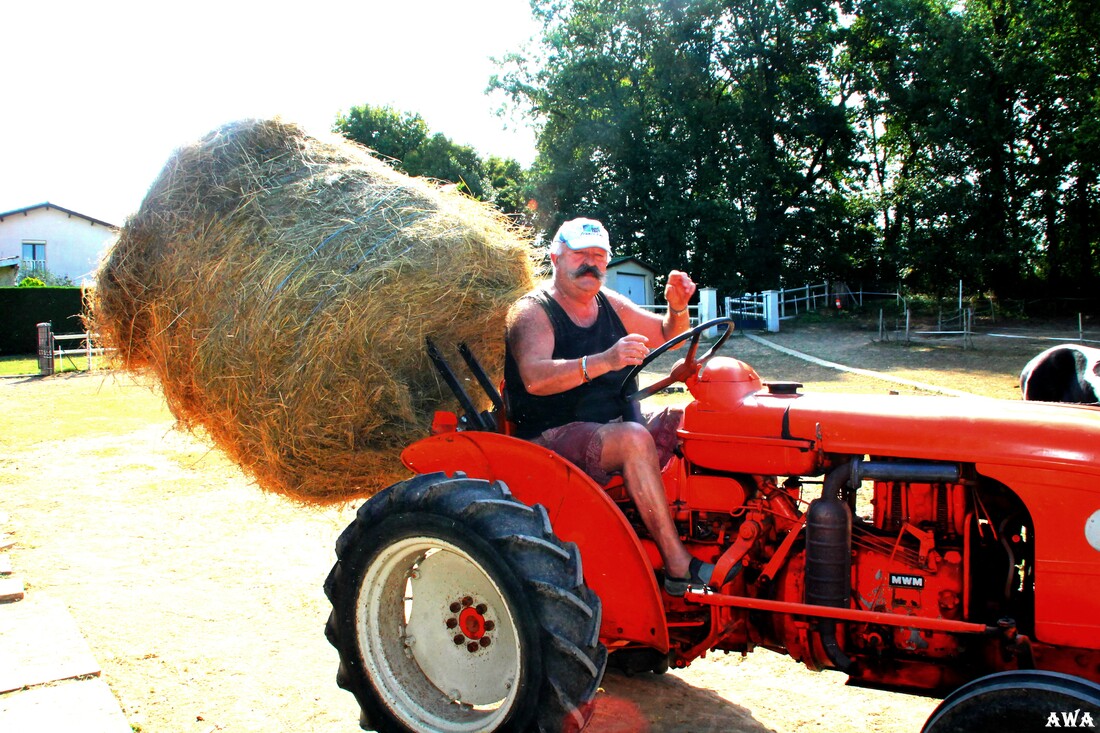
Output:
[
  {"xmin": 0, "ymin": 353, "xmax": 109, "ymax": 377},
  {"xmin": 0, "ymin": 371, "xmax": 172, "ymax": 449}
]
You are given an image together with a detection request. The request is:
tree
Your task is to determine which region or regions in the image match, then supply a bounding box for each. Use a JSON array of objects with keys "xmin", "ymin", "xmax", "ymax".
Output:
[
  {"xmin": 495, "ymin": 0, "xmax": 860, "ymax": 294},
  {"xmin": 846, "ymin": 0, "xmax": 1100, "ymax": 297},
  {"xmin": 495, "ymin": 0, "xmax": 1099, "ymax": 300},
  {"xmin": 484, "ymin": 155, "xmax": 538, "ymax": 226},
  {"xmin": 334, "ymin": 105, "xmax": 430, "ymax": 163},
  {"xmin": 334, "ymin": 103, "xmax": 532, "ymax": 218},
  {"xmin": 16, "ymin": 268, "xmax": 72, "ymax": 287},
  {"xmin": 974, "ymin": 0, "xmax": 1100, "ymax": 295},
  {"xmin": 712, "ymin": 0, "xmax": 861, "ymax": 289},
  {"xmin": 846, "ymin": 0, "xmax": 979, "ymax": 293},
  {"xmin": 405, "ymin": 133, "xmax": 488, "ymax": 200}
]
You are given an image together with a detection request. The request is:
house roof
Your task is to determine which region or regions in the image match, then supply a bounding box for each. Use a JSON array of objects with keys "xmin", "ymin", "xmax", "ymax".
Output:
[
  {"xmin": 609, "ymin": 255, "xmax": 657, "ymax": 273},
  {"xmin": 0, "ymin": 201, "xmax": 118, "ymax": 229}
]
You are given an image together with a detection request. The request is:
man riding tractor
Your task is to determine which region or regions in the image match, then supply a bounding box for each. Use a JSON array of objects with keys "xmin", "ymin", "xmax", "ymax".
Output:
[{"xmin": 324, "ymin": 221, "xmax": 1100, "ymax": 733}]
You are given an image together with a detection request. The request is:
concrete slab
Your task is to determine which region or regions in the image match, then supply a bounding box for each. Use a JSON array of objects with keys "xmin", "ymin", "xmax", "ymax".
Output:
[
  {"xmin": 0, "ymin": 596, "xmax": 100, "ymax": 694},
  {"xmin": 0, "ymin": 678, "xmax": 131, "ymax": 733}
]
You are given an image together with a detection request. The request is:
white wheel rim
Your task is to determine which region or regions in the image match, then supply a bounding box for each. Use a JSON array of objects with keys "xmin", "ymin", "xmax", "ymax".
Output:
[{"xmin": 357, "ymin": 536, "xmax": 523, "ymax": 732}]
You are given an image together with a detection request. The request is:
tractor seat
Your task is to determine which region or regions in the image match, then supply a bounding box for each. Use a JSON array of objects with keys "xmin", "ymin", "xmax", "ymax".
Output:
[{"xmin": 601, "ymin": 474, "xmax": 628, "ymax": 501}]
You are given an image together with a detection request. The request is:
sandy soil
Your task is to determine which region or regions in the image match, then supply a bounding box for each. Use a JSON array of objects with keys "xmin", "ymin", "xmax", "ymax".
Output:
[{"xmin": 0, "ymin": 323, "xmax": 1061, "ymax": 732}]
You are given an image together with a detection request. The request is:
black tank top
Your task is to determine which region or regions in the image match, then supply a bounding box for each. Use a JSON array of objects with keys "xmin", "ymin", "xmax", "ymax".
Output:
[{"xmin": 504, "ymin": 289, "xmax": 636, "ymax": 439}]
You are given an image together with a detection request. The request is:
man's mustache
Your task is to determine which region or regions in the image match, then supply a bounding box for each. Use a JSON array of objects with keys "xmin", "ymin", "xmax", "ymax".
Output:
[{"xmin": 571, "ymin": 264, "xmax": 605, "ymax": 281}]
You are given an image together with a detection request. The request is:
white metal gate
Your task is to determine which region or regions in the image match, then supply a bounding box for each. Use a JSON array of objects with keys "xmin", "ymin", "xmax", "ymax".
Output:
[{"xmin": 725, "ymin": 294, "xmax": 767, "ymax": 330}]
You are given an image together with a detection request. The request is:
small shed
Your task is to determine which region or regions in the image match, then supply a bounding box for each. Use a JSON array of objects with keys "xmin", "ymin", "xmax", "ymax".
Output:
[
  {"xmin": 0, "ymin": 256, "xmax": 18, "ymax": 286},
  {"xmin": 607, "ymin": 256, "xmax": 657, "ymax": 306}
]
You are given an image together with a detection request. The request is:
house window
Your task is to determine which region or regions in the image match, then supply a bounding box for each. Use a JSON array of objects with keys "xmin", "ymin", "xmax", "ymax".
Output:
[{"xmin": 22, "ymin": 241, "xmax": 46, "ymax": 274}]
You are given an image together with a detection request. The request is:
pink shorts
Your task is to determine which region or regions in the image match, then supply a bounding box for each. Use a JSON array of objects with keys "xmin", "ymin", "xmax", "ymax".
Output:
[{"xmin": 530, "ymin": 407, "xmax": 682, "ymax": 485}]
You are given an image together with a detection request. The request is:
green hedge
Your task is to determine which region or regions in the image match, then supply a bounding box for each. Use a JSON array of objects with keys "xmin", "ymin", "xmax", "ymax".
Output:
[{"xmin": 0, "ymin": 287, "xmax": 87, "ymax": 355}]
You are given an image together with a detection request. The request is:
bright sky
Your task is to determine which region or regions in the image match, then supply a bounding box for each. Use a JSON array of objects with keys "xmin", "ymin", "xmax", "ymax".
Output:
[{"xmin": 1, "ymin": 1, "xmax": 542, "ymax": 226}]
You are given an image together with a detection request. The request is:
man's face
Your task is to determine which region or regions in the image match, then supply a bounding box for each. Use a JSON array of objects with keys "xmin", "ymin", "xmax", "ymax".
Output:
[{"xmin": 555, "ymin": 246, "xmax": 608, "ymax": 289}]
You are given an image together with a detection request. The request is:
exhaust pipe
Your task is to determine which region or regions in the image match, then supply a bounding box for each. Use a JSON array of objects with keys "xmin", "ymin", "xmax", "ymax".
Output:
[
  {"xmin": 804, "ymin": 458, "xmax": 960, "ymax": 671},
  {"xmin": 805, "ymin": 463, "xmax": 853, "ymax": 671}
]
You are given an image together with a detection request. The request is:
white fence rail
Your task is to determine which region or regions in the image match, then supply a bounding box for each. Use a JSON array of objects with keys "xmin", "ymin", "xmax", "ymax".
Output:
[
  {"xmin": 986, "ymin": 313, "xmax": 1100, "ymax": 345},
  {"xmin": 878, "ymin": 307, "xmax": 976, "ymax": 349},
  {"xmin": 725, "ymin": 282, "xmax": 833, "ymax": 331},
  {"xmin": 777, "ymin": 282, "xmax": 830, "ymax": 319},
  {"xmin": 637, "ymin": 304, "xmax": 700, "ymax": 327}
]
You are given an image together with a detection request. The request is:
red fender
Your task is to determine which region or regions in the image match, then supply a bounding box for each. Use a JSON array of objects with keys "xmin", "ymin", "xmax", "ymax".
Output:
[{"xmin": 402, "ymin": 431, "xmax": 669, "ymax": 652}]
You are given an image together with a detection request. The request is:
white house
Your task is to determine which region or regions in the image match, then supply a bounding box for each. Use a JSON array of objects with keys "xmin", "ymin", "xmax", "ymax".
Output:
[{"xmin": 0, "ymin": 202, "xmax": 118, "ymax": 286}]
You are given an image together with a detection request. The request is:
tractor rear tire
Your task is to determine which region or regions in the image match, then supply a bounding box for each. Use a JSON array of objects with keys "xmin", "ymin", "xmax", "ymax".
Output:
[
  {"xmin": 324, "ymin": 472, "xmax": 607, "ymax": 733},
  {"xmin": 922, "ymin": 670, "xmax": 1100, "ymax": 733}
]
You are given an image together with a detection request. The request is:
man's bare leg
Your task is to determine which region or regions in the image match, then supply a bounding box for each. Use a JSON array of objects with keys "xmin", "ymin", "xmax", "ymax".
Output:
[{"xmin": 598, "ymin": 422, "xmax": 694, "ymax": 579}]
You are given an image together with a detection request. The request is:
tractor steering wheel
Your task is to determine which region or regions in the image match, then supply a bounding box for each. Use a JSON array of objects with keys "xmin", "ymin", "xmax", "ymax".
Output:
[{"xmin": 619, "ymin": 317, "xmax": 735, "ymax": 402}]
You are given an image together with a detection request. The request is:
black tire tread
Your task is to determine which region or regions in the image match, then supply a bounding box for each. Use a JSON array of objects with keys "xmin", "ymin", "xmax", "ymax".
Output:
[
  {"xmin": 325, "ymin": 472, "xmax": 606, "ymax": 733},
  {"xmin": 922, "ymin": 670, "xmax": 1100, "ymax": 733}
]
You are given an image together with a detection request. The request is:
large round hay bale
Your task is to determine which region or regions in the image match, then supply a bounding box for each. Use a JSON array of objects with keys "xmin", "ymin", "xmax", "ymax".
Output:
[{"xmin": 91, "ymin": 118, "xmax": 536, "ymax": 503}]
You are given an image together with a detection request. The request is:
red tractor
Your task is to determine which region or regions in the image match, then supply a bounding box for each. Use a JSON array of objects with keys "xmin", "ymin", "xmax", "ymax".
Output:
[{"xmin": 324, "ymin": 318, "xmax": 1100, "ymax": 732}]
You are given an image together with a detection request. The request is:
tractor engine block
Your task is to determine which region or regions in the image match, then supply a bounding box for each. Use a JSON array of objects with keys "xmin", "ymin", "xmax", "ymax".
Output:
[
  {"xmin": 845, "ymin": 478, "xmax": 969, "ymax": 686},
  {"xmin": 763, "ymin": 470, "xmax": 972, "ymax": 688}
]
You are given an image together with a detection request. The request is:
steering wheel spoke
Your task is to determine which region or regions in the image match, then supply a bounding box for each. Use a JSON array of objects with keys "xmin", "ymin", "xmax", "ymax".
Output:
[
  {"xmin": 683, "ymin": 333, "xmax": 701, "ymax": 364},
  {"xmin": 627, "ymin": 374, "xmax": 678, "ymax": 401}
]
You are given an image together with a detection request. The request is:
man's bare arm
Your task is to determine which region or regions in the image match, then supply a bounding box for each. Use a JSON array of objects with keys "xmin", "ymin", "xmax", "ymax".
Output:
[{"xmin": 507, "ymin": 300, "xmax": 584, "ymax": 396}]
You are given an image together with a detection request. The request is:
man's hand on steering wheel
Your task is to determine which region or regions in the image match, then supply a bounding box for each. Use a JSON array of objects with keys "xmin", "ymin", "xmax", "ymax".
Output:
[
  {"xmin": 603, "ymin": 334, "xmax": 651, "ymax": 371},
  {"xmin": 619, "ymin": 317, "xmax": 735, "ymax": 403}
]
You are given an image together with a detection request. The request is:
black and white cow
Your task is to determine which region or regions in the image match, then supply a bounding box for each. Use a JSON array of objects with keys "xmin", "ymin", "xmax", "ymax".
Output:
[{"xmin": 1020, "ymin": 344, "xmax": 1100, "ymax": 404}]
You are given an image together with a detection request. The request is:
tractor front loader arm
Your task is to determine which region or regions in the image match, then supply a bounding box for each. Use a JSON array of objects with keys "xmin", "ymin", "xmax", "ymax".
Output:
[{"xmin": 402, "ymin": 431, "xmax": 671, "ymax": 652}]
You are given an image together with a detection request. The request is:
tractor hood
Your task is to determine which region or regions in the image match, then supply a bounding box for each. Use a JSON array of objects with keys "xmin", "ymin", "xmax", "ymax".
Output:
[{"xmin": 681, "ymin": 357, "xmax": 1100, "ymax": 477}]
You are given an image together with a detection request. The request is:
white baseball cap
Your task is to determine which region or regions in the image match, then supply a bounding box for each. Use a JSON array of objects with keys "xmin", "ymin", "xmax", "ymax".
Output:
[{"xmin": 553, "ymin": 218, "xmax": 611, "ymax": 254}]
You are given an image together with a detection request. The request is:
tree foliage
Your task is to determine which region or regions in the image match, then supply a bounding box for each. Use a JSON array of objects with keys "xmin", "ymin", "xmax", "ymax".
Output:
[
  {"xmin": 494, "ymin": 0, "xmax": 1100, "ymax": 300},
  {"xmin": 334, "ymin": 104, "xmax": 534, "ymax": 222},
  {"xmin": 16, "ymin": 268, "xmax": 72, "ymax": 287}
]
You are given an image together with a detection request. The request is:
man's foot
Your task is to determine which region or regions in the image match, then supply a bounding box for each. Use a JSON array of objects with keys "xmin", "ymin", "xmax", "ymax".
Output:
[{"xmin": 662, "ymin": 557, "xmax": 741, "ymax": 596}]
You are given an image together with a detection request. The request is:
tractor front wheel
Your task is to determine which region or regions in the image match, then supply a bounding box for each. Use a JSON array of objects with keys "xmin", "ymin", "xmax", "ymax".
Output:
[
  {"xmin": 324, "ymin": 473, "xmax": 607, "ymax": 733},
  {"xmin": 922, "ymin": 670, "xmax": 1100, "ymax": 733}
]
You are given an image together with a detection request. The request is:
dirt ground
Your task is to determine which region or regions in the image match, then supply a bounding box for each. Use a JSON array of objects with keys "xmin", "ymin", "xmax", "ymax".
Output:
[{"xmin": 0, "ymin": 322, "xmax": 1071, "ymax": 733}]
